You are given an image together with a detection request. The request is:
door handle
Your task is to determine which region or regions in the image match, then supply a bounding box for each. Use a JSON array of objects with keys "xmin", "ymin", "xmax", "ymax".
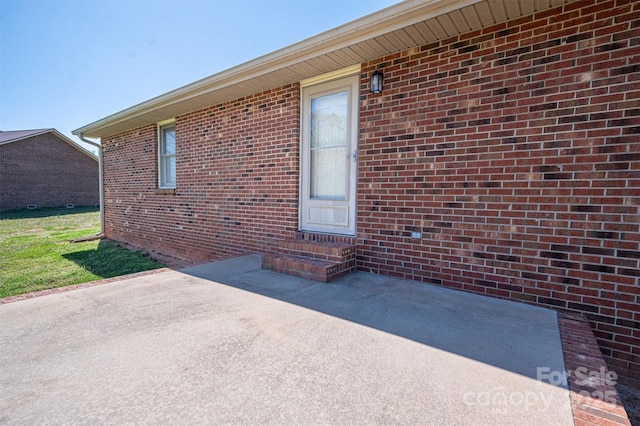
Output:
[{"xmin": 346, "ymin": 149, "xmax": 358, "ymax": 162}]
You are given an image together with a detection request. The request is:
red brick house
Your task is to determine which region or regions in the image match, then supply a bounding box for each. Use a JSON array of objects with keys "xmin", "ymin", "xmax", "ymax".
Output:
[
  {"xmin": 75, "ymin": 0, "xmax": 640, "ymax": 387},
  {"xmin": 0, "ymin": 129, "xmax": 99, "ymax": 212}
]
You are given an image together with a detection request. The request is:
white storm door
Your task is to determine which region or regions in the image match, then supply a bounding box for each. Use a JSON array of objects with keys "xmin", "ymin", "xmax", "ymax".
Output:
[{"xmin": 300, "ymin": 74, "xmax": 359, "ymax": 235}]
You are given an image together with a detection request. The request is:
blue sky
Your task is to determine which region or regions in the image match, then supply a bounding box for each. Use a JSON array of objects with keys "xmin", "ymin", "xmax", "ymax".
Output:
[{"xmin": 0, "ymin": 0, "xmax": 399, "ymax": 152}]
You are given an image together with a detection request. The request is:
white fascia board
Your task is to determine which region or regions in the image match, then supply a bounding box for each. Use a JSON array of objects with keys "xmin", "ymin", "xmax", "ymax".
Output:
[{"xmin": 73, "ymin": 0, "xmax": 483, "ymax": 138}]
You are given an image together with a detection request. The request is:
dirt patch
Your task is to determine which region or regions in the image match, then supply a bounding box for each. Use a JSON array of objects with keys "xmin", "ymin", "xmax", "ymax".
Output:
[
  {"xmin": 112, "ymin": 240, "xmax": 194, "ymax": 269},
  {"xmin": 618, "ymin": 384, "xmax": 640, "ymax": 426}
]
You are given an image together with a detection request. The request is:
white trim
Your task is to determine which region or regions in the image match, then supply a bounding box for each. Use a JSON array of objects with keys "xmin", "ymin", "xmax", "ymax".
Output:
[
  {"xmin": 73, "ymin": 0, "xmax": 579, "ymax": 139},
  {"xmin": 73, "ymin": 0, "xmax": 487, "ymax": 138},
  {"xmin": 157, "ymin": 121, "xmax": 176, "ymax": 189},
  {"xmin": 157, "ymin": 117, "xmax": 175, "ymax": 127},
  {"xmin": 299, "ymin": 74, "xmax": 359, "ymax": 236},
  {"xmin": 300, "ymin": 65, "xmax": 361, "ymax": 88}
]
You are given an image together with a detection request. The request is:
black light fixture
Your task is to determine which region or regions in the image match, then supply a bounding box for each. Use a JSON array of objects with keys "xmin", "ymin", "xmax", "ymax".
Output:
[{"xmin": 370, "ymin": 70, "xmax": 383, "ymax": 94}]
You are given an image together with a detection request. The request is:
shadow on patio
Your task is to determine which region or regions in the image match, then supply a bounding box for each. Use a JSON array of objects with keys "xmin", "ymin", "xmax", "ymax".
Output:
[{"xmin": 180, "ymin": 254, "xmax": 564, "ymax": 383}]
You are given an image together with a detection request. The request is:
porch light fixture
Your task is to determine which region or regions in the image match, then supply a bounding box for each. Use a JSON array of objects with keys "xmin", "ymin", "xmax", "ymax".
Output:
[{"xmin": 370, "ymin": 70, "xmax": 383, "ymax": 94}]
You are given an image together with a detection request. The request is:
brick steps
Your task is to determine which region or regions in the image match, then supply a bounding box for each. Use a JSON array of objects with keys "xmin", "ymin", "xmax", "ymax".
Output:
[{"xmin": 262, "ymin": 239, "xmax": 356, "ymax": 283}]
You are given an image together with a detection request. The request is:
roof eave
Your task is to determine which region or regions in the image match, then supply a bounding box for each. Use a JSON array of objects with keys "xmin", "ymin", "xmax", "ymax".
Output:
[
  {"xmin": 73, "ymin": 0, "xmax": 483, "ymax": 139},
  {"xmin": 74, "ymin": 0, "xmax": 577, "ymax": 139},
  {"xmin": 0, "ymin": 129, "xmax": 98, "ymax": 160}
]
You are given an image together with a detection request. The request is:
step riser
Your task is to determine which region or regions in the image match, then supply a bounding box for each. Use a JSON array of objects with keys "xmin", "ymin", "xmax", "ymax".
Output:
[
  {"xmin": 278, "ymin": 249, "xmax": 356, "ymax": 263},
  {"xmin": 294, "ymin": 232, "xmax": 356, "ymax": 245},
  {"xmin": 280, "ymin": 242, "xmax": 355, "ymax": 262},
  {"xmin": 262, "ymin": 236, "xmax": 357, "ymax": 283},
  {"xmin": 262, "ymin": 255, "xmax": 355, "ymax": 283}
]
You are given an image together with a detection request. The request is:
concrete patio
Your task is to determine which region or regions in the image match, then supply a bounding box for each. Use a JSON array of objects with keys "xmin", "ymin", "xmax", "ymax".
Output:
[{"xmin": 0, "ymin": 254, "xmax": 575, "ymax": 425}]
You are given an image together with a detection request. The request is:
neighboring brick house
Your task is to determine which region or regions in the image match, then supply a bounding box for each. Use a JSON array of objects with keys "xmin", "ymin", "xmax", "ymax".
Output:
[
  {"xmin": 75, "ymin": 0, "xmax": 640, "ymax": 387},
  {"xmin": 0, "ymin": 129, "xmax": 99, "ymax": 212}
]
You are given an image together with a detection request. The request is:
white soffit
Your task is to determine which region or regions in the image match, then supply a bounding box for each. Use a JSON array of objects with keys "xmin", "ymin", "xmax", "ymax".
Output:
[{"xmin": 74, "ymin": 0, "xmax": 579, "ymax": 139}]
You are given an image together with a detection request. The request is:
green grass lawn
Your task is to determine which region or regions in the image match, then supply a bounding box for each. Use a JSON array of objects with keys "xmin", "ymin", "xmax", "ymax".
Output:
[{"xmin": 0, "ymin": 207, "xmax": 164, "ymax": 298}]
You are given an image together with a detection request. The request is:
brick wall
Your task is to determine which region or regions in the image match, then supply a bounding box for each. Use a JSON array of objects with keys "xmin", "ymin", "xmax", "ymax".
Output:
[
  {"xmin": 0, "ymin": 133, "xmax": 99, "ymax": 211},
  {"xmin": 358, "ymin": 0, "xmax": 640, "ymax": 386},
  {"xmin": 102, "ymin": 85, "xmax": 300, "ymax": 262},
  {"xmin": 102, "ymin": 0, "xmax": 639, "ymax": 386}
]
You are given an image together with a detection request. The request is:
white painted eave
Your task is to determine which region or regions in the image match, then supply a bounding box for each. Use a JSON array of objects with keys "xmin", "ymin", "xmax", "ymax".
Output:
[{"xmin": 73, "ymin": 0, "xmax": 577, "ymax": 139}]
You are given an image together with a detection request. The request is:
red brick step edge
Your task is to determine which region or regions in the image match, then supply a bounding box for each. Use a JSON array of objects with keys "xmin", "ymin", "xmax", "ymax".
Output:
[{"xmin": 557, "ymin": 312, "xmax": 632, "ymax": 426}]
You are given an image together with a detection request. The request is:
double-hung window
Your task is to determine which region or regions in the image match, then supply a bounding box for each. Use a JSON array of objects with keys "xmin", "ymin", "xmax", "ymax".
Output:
[{"xmin": 158, "ymin": 122, "xmax": 176, "ymax": 188}]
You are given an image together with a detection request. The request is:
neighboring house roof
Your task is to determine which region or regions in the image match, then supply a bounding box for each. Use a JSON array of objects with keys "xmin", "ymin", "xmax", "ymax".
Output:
[
  {"xmin": 0, "ymin": 129, "xmax": 52, "ymax": 144},
  {"xmin": 73, "ymin": 0, "xmax": 579, "ymax": 139},
  {"xmin": 0, "ymin": 129, "xmax": 98, "ymax": 161}
]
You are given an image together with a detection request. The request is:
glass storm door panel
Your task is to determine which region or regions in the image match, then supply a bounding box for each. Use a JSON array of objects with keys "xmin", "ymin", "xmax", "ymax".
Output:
[
  {"xmin": 310, "ymin": 91, "xmax": 348, "ymax": 200},
  {"xmin": 300, "ymin": 74, "xmax": 359, "ymax": 235}
]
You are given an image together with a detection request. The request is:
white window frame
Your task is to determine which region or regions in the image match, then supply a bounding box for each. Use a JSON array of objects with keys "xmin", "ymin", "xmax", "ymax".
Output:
[{"xmin": 158, "ymin": 120, "xmax": 176, "ymax": 189}]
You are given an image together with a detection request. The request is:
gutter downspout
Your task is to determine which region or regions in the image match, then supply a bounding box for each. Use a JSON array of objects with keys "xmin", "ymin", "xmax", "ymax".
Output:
[{"xmin": 77, "ymin": 133, "xmax": 104, "ymax": 237}]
